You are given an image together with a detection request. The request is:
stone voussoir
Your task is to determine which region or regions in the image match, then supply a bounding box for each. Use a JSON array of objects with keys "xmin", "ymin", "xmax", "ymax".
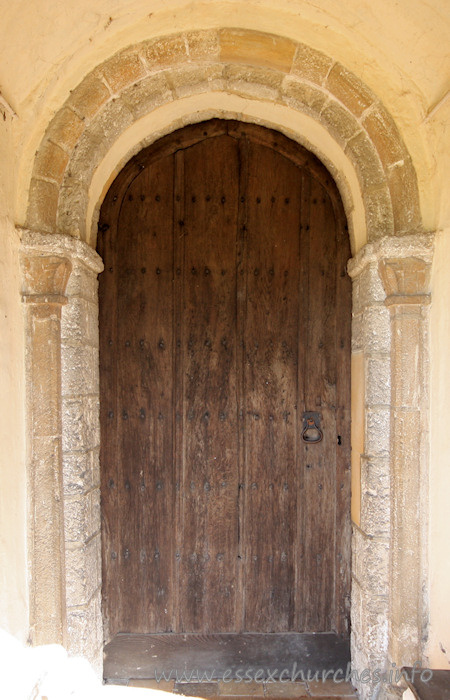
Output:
[
  {"xmin": 101, "ymin": 46, "xmax": 148, "ymax": 94},
  {"xmin": 34, "ymin": 140, "xmax": 70, "ymax": 185},
  {"xmin": 44, "ymin": 106, "xmax": 86, "ymax": 154},
  {"xmin": 387, "ymin": 158, "xmax": 422, "ymax": 235},
  {"xmin": 291, "ymin": 43, "xmax": 334, "ymax": 85},
  {"xmin": 26, "ymin": 178, "xmax": 59, "ymax": 233},
  {"xmin": 67, "ymin": 69, "xmax": 112, "ymax": 123},
  {"xmin": 120, "ymin": 72, "xmax": 174, "ymax": 120},
  {"xmin": 186, "ymin": 29, "xmax": 220, "ymax": 61},
  {"xmin": 223, "ymin": 63, "xmax": 282, "ymax": 101},
  {"xmin": 345, "ymin": 130, "xmax": 386, "ymax": 191},
  {"xmin": 56, "ymin": 178, "xmax": 89, "ymax": 238},
  {"xmin": 280, "ymin": 74, "xmax": 328, "ymax": 115},
  {"xmin": 141, "ymin": 34, "xmax": 188, "ymax": 71},
  {"xmin": 362, "ymin": 103, "xmax": 407, "ymax": 169},
  {"xmin": 362, "ymin": 186, "xmax": 395, "ymax": 241},
  {"xmin": 168, "ymin": 63, "xmax": 225, "ymax": 98},
  {"xmin": 326, "ymin": 62, "xmax": 375, "ymax": 118},
  {"xmin": 219, "ymin": 28, "xmax": 297, "ymax": 73},
  {"xmin": 319, "ymin": 98, "xmax": 362, "ymax": 144}
]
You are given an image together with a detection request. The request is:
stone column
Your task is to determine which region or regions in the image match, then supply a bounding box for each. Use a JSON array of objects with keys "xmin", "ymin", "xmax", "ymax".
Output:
[
  {"xmin": 21, "ymin": 240, "xmax": 72, "ymax": 646},
  {"xmin": 348, "ymin": 244, "xmax": 392, "ymax": 699},
  {"xmin": 60, "ymin": 236, "xmax": 104, "ymax": 673},
  {"xmin": 21, "ymin": 230, "xmax": 104, "ymax": 672},
  {"xmin": 348, "ymin": 233, "xmax": 433, "ymax": 700},
  {"xmin": 379, "ymin": 255, "xmax": 431, "ymax": 668}
]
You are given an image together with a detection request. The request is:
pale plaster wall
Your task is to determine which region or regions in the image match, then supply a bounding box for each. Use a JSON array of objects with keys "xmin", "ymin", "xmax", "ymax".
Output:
[
  {"xmin": 428, "ymin": 225, "xmax": 450, "ymax": 669},
  {"xmin": 0, "ymin": 109, "xmax": 28, "ymax": 641}
]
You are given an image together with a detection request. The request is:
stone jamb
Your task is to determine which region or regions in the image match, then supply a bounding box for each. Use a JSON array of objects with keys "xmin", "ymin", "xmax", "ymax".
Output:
[
  {"xmin": 20, "ymin": 229, "xmax": 104, "ymax": 671},
  {"xmin": 348, "ymin": 233, "xmax": 434, "ymax": 699},
  {"xmin": 21, "ymin": 239, "xmax": 72, "ymax": 647}
]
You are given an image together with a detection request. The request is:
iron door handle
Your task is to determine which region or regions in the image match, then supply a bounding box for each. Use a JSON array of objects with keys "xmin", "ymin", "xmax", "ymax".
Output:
[{"xmin": 302, "ymin": 412, "xmax": 323, "ymax": 443}]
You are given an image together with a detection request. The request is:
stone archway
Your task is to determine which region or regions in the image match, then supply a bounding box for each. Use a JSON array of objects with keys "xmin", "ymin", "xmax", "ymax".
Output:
[{"xmin": 20, "ymin": 28, "xmax": 433, "ymax": 700}]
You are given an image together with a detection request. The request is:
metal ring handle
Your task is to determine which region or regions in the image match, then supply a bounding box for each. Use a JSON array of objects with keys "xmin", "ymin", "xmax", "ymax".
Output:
[{"xmin": 302, "ymin": 416, "xmax": 323, "ymax": 443}]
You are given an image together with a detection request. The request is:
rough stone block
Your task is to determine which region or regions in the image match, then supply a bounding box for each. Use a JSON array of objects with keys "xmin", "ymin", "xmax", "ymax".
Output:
[
  {"xmin": 327, "ymin": 63, "xmax": 375, "ymax": 117},
  {"xmin": 392, "ymin": 410, "xmax": 421, "ymax": 475},
  {"xmin": 391, "ymin": 319, "xmax": 422, "ymax": 407},
  {"xmin": 66, "ymin": 591, "xmax": 103, "ymax": 659},
  {"xmin": 365, "ymin": 356, "xmax": 391, "ymax": 406},
  {"xmin": 186, "ymin": 29, "xmax": 220, "ymax": 60},
  {"xmin": 358, "ymin": 262, "xmax": 386, "ymax": 308},
  {"xmin": 68, "ymin": 98, "xmax": 134, "ymax": 185},
  {"xmin": 362, "ymin": 105, "xmax": 406, "ymax": 169},
  {"xmin": 56, "ymin": 178, "xmax": 88, "ymax": 238},
  {"xmin": 360, "ymin": 489, "xmax": 390, "ymax": 537},
  {"xmin": 67, "ymin": 72, "xmax": 111, "ymax": 122},
  {"xmin": 360, "ymin": 456, "xmax": 390, "ymax": 532},
  {"xmin": 91, "ymin": 448, "xmax": 100, "ymax": 489},
  {"xmin": 365, "ymin": 407, "xmax": 390, "ymax": 456},
  {"xmin": 101, "ymin": 47, "xmax": 147, "ymax": 93},
  {"xmin": 120, "ymin": 73, "xmax": 173, "ymax": 120},
  {"xmin": 346, "ymin": 131, "xmax": 386, "ymax": 191},
  {"xmin": 353, "ymin": 529, "xmax": 389, "ymax": 595},
  {"xmin": 142, "ymin": 35, "xmax": 188, "ymax": 70},
  {"xmin": 169, "ymin": 63, "xmax": 225, "ymax": 98},
  {"xmin": 320, "ymin": 99, "xmax": 361, "ymax": 144},
  {"xmin": 351, "ymin": 573, "xmax": 389, "ymax": 658},
  {"xmin": 34, "ymin": 140, "xmax": 70, "ymax": 184},
  {"xmin": 65, "ymin": 262, "xmax": 99, "ymax": 300},
  {"xmin": 62, "ymin": 396, "xmax": 100, "ymax": 452},
  {"xmin": 64, "ymin": 488, "xmax": 101, "ymax": 543},
  {"xmin": 362, "ymin": 306, "xmax": 391, "ymax": 354},
  {"xmin": 291, "ymin": 43, "xmax": 333, "ymax": 84},
  {"xmin": 45, "ymin": 106, "xmax": 85, "ymax": 152},
  {"xmin": 61, "ymin": 296, "xmax": 99, "ymax": 346},
  {"xmin": 363, "ymin": 187, "xmax": 394, "ymax": 241},
  {"xmin": 63, "ymin": 451, "xmax": 94, "ymax": 495},
  {"xmin": 26, "ymin": 178, "xmax": 59, "ymax": 233},
  {"xmin": 65, "ymin": 534, "xmax": 101, "ymax": 606},
  {"xmin": 219, "ymin": 29, "xmax": 296, "ymax": 72},
  {"xmin": 387, "ymin": 160, "xmax": 421, "ymax": 234},
  {"xmin": 61, "ymin": 343, "xmax": 99, "ymax": 396},
  {"xmin": 224, "ymin": 64, "xmax": 281, "ymax": 100},
  {"xmin": 280, "ymin": 75, "xmax": 327, "ymax": 115}
]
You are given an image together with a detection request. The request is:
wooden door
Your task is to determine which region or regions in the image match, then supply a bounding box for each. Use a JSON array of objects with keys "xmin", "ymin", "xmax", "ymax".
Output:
[{"xmin": 98, "ymin": 120, "xmax": 351, "ymax": 641}]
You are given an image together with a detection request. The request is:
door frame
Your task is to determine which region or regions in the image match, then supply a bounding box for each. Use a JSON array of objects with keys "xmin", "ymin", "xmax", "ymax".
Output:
[{"xmin": 20, "ymin": 30, "xmax": 432, "ymax": 699}]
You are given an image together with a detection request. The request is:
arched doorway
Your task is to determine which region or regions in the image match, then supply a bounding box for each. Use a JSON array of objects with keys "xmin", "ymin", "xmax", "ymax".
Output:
[{"xmin": 97, "ymin": 119, "xmax": 351, "ymax": 659}]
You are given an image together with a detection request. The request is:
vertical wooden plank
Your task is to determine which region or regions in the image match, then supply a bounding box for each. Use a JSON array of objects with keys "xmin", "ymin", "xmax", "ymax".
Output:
[
  {"xmin": 178, "ymin": 134, "xmax": 240, "ymax": 632},
  {"xmin": 173, "ymin": 150, "xmax": 185, "ymax": 633},
  {"xmin": 300, "ymin": 176, "xmax": 338, "ymax": 632},
  {"xmin": 235, "ymin": 134, "xmax": 249, "ymax": 633},
  {"xmin": 242, "ymin": 140, "xmax": 301, "ymax": 632},
  {"xmin": 334, "ymin": 207, "xmax": 352, "ymax": 635},
  {"xmin": 98, "ymin": 193, "xmax": 120, "ymax": 641},
  {"xmin": 114, "ymin": 157, "xmax": 176, "ymax": 633}
]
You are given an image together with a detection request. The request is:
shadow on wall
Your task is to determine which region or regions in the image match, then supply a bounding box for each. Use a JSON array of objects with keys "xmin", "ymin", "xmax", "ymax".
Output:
[{"xmin": 0, "ymin": 629, "xmax": 168, "ymax": 698}]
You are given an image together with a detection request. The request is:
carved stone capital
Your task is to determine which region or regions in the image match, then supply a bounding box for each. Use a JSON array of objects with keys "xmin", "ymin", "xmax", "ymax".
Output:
[
  {"xmin": 21, "ymin": 255, "xmax": 71, "ymax": 305},
  {"xmin": 347, "ymin": 232, "xmax": 434, "ymax": 280},
  {"xmin": 379, "ymin": 257, "xmax": 431, "ymax": 307}
]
